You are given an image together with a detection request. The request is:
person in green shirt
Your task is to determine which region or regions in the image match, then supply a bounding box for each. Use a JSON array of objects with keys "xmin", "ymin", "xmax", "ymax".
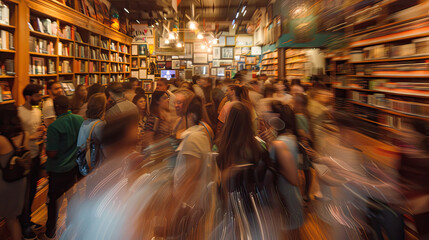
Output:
[{"xmin": 42, "ymin": 95, "xmax": 83, "ymax": 240}]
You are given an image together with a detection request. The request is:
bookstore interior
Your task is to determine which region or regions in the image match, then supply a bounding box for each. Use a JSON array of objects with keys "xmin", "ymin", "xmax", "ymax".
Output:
[{"xmin": 0, "ymin": 0, "xmax": 428, "ymax": 239}]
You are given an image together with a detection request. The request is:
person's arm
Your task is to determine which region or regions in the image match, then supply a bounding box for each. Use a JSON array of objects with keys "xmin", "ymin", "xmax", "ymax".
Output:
[
  {"xmin": 44, "ymin": 118, "xmax": 55, "ymax": 127},
  {"xmin": 271, "ymin": 141, "xmax": 299, "ymax": 186}
]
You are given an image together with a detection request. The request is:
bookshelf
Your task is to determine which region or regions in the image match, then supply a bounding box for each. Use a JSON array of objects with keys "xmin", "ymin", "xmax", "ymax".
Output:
[
  {"xmin": 0, "ymin": 0, "xmax": 17, "ymax": 104},
  {"xmin": 285, "ymin": 49, "xmax": 309, "ymax": 81},
  {"xmin": 1, "ymin": 0, "xmax": 133, "ymax": 104},
  {"xmin": 260, "ymin": 50, "xmax": 278, "ymax": 77},
  {"xmin": 332, "ymin": 1, "xmax": 429, "ymax": 137}
]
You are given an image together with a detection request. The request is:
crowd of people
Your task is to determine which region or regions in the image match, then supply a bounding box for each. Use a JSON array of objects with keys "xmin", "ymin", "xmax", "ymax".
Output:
[{"xmin": 0, "ymin": 72, "xmax": 428, "ymax": 240}]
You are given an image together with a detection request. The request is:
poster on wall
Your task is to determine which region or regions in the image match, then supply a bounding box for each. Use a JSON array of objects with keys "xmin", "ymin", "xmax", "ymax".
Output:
[
  {"xmin": 184, "ymin": 43, "xmax": 193, "ymax": 58},
  {"xmin": 194, "ymin": 53, "xmax": 208, "ymax": 64},
  {"xmin": 131, "ymin": 24, "xmax": 154, "ymax": 43},
  {"xmin": 213, "ymin": 47, "xmax": 221, "ymax": 59},
  {"xmin": 251, "ymin": 46, "xmax": 262, "ymax": 55},
  {"xmin": 221, "ymin": 47, "xmax": 234, "ymax": 59},
  {"xmin": 235, "ymin": 35, "xmax": 253, "ymax": 46}
]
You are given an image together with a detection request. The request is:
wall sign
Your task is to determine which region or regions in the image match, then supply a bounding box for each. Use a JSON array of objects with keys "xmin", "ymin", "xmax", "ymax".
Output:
[{"xmin": 131, "ymin": 24, "xmax": 154, "ymax": 43}]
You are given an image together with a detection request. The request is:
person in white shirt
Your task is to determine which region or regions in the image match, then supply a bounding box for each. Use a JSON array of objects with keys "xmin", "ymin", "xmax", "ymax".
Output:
[
  {"xmin": 17, "ymin": 84, "xmax": 46, "ymax": 238},
  {"xmin": 42, "ymin": 81, "xmax": 64, "ymax": 127}
]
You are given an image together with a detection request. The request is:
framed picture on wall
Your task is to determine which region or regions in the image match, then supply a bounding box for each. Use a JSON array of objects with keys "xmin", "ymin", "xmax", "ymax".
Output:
[
  {"xmin": 211, "ymin": 68, "xmax": 217, "ymax": 76},
  {"xmin": 131, "ymin": 57, "xmax": 138, "ymax": 68},
  {"xmin": 140, "ymin": 58, "xmax": 147, "ymax": 68},
  {"xmin": 157, "ymin": 55, "xmax": 165, "ymax": 61},
  {"xmin": 246, "ymin": 57, "xmax": 256, "ymax": 65},
  {"xmin": 221, "ymin": 47, "xmax": 234, "ymax": 59},
  {"xmin": 218, "ymin": 36, "xmax": 226, "ymax": 46},
  {"xmin": 157, "ymin": 62, "xmax": 166, "ymax": 69},
  {"xmin": 226, "ymin": 36, "xmax": 235, "ymax": 46},
  {"xmin": 143, "ymin": 80, "xmax": 154, "ymax": 93},
  {"xmin": 213, "ymin": 47, "xmax": 221, "ymax": 59},
  {"xmin": 139, "ymin": 69, "xmax": 147, "ymax": 79},
  {"xmin": 234, "ymin": 47, "xmax": 242, "ymax": 55},
  {"xmin": 131, "ymin": 70, "xmax": 139, "ymax": 78},
  {"xmin": 186, "ymin": 61, "xmax": 193, "ymax": 69},
  {"xmin": 180, "ymin": 60, "xmax": 187, "ymax": 68},
  {"xmin": 208, "ymin": 54, "xmax": 213, "ymax": 62},
  {"xmin": 237, "ymin": 62, "xmax": 245, "ymax": 71},
  {"xmin": 184, "ymin": 43, "xmax": 193, "ymax": 58},
  {"xmin": 166, "ymin": 56, "xmax": 172, "ymax": 61},
  {"xmin": 217, "ymin": 67, "xmax": 225, "ymax": 77},
  {"xmin": 194, "ymin": 42, "xmax": 207, "ymax": 53},
  {"xmin": 172, "ymin": 60, "xmax": 181, "ymax": 69},
  {"xmin": 193, "ymin": 53, "xmax": 208, "ymax": 64},
  {"xmin": 212, "ymin": 60, "xmax": 220, "ymax": 67},
  {"xmin": 225, "ymin": 70, "xmax": 231, "ymax": 79},
  {"xmin": 241, "ymin": 47, "xmax": 251, "ymax": 55},
  {"xmin": 193, "ymin": 65, "xmax": 209, "ymax": 76}
]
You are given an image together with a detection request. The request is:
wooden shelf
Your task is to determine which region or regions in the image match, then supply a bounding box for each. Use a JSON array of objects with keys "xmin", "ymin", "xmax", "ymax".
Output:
[
  {"xmin": 348, "ymin": 74, "xmax": 429, "ymax": 78},
  {"xmin": 353, "ymin": 114, "xmax": 386, "ymax": 126},
  {"xmin": 59, "ymin": 55, "xmax": 74, "ymax": 58},
  {"xmin": 0, "ymin": 100, "xmax": 15, "ymax": 105},
  {"xmin": 99, "ymin": 60, "xmax": 110, "ymax": 62},
  {"xmin": 350, "ymin": 29, "xmax": 429, "ymax": 48},
  {"xmin": 58, "ymin": 73, "xmax": 73, "ymax": 75},
  {"xmin": 75, "ymin": 57, "xmax": 89, "ymax": 60},
  {"xmin": 350, "ymin": 56, "xmax": 429, "ymax": 64},
  {"xmin": 286, "ymin": 60, "xmax": 306, "ymax": 64},
  {"xmin": 0, "ymin": 22, "xmax": 15, "ymax": 30},
  {"xmin": 89, "ymin": 45, "xmax": 101, "ymax": 48},
  {"xmin": 349, "ymin": 100, "xmax": 429, "ymax": 120},
  {"xmin": 0, "ymin": 75, "xmax": 15, "ymax": 78},
  {"xmin": 30, "ymin": 30, "xmax": 57, "ymax": 40},
  {"xmin": 334, "ymin": 86, "xmax": 429, "ymax": 98},
  {"xmin": 286, "ymin": 53, "xmax": 306, "ymax": 59},
  {"xmin": 101, "ymin": 48, "xmax": 110, "ymax": 51},
  {"xmin": 29, "ymin": 74, "xmax": 57, "ymax": 77},
  {"xmin": 0, "ymin": 49, "xmax": 16, "ymax": 53},
  {"xmin": 29, "ymin": 52, "xmax": 57, "ymax": 57},
  {"xmin": 287, "ymin": 74, "xmax": 305, "ymax": 76},
  {"xmin": 75, "ymin": 41, "xmax": 89, "ymax": 46},
  {"xmin": 58, "ymin": 37, "xmax": 74, "ymax": 42}
]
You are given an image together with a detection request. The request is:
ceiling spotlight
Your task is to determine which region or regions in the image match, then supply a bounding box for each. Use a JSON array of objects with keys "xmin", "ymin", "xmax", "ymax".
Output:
[
  {"xmin": 243, "ymin": 10, "xmax": 247, "ymax": 16},
  {"xmin": 155, "ymin": 21, "xmax": 159, "ymax": 26},
  {"xmin": 236, "ymin": 12, "xmax": 239, "ymax": 18},
  {"xmin": 124, "ymin": 8, "xmax": 129, "ymax": 13},
  {"xmin": 151, "ymin": 24, "xmax": 154, "ymax": 27},
  {"xmin": 188, "ymin": 20, "xmax": 198, "ymax": 30},
  {"xmin": 241, "ymin": 6, "xmax": 246, "ymax": 13},
  {"xmin": 197, "ymin": 33, "xmax": 204, "ymax": 39},
  {"xmin": 233, "ymin": 24, "xmax": 236, "ymax": 29},
  {"xmin": 136, "ymin": 20, "xmax": 140, "ymax": 23},
  {"xmin": 201, "ymin": 45, "xmax": 206, "ymax": 49},
  {"xmin": 176, "ymin": 42, "xmax": 183, "ymax": 48},
  {"xmin": 207, "ymin": 47, "xmax": 212, "ymax": 53},
  {"xmin": 165, "ymin": 39, "xmax": 170, "ymax": 44},
  {"xmin": 212, "ymin": 39, "xmax": 218, "ymax": 44},
  {"xmin": 232, "ymin": 19, "xmax": 235, "ymax": 25}
]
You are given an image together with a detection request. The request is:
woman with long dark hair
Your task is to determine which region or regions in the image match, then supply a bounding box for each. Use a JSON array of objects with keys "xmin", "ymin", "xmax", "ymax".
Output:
[
  {"xmin": 0, "ymin": 104, "xmax": 28, "ymax": 240},
  {"xmin": 70, "ymin": 84, "xmax": 88, "ymax": 116}
]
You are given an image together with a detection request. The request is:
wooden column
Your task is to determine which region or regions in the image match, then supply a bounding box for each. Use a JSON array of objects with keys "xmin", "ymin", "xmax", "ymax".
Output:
[
  {"xmin": 14, "ymin": 0, "xmax": 30, "ymax": 105},
  {"xmin": 278, "ymin": 47, "xmax": 285, "ymax": 79}
]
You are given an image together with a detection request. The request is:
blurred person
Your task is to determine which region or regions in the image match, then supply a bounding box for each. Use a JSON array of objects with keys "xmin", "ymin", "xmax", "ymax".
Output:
[
  {"xmin": 124, "ymin": 78, "xmax": 140, "ymax": 102},
  {"xmin": 192, "ymin": 76, "xmax": 208, "ymax": 103},
  {"xmin": 269, "ymin": 101, "xmax": 304, "ymax": 238},
  {"xmin": 78, "ymin": 83, "xmax": 105, "ymax": 119},
  {"xmin": 202, "ymin": 77, "xmax": 216, "ymax": 127},
  {"xmin": 0, "ymin": 104, "xmax": 29, "ymax": 240},
  {"xmin": 212, "ymin": 79, "xmax": 226, "ymax": 113},
  {"xmin": 17, "ymin": 84, "xmax": 45, "ymax": 238},
  {"xmin": 248, "ymin": 79, "xmax": 263, "ymax": 107},
  {"xmin": 168, "ymin": 78, "xmax": 178, "ymax": 92},
  {"xmin": 42, "ymin": 81, "xmax": 64, "ymax": 127},
  {"xmin": 41, "ymin": 96, "xmax": 83, "ymax": 240},
  {"xmin": 70, "ymin": 84, "xmax": 87, "ymax": 116},
  {"xmin": 397, "ymin": 119, "xmax": 429, "ymax": 239},
  {"xmin": 156, "ymin": 78, "xmax": 176, "ymax": 115},
  {"xmin": 179, "ymin": 81, "xmax": 195, "ymax": 93},
  {"xmin": 76, "ymin": 93, "xmax": 106, "ymax": 176},
  {"xmin": 272, "ymin": 79, "xmax": 292, "ymax": 104},
  {"xmin": 290, "ymin": 84, "xmax": 305, "ymax": 97},
  {"xmin": 293, "ymin": 93, "xmax": 313, "ymax": 202},
  {"xmin": 105, "ymin": 82, "xmax": 138, "ymax": 122},
  {"xmin": 143, "ymin": 91, "xmax": 172, "ymax": 144},
  {"xmin": 217, "ymin": 84, "xmax": 257, "ymax": 135},
  {"xmin": 290, "ymin": 79, "xmax": 301, "ymax": 86},
  {"xmin": 259, "ymin": 73, "xmax": 268, "ymax": 82},
  {"xmin": 132, "ymin": 93, "xmax": 150, "ymax": 147}
]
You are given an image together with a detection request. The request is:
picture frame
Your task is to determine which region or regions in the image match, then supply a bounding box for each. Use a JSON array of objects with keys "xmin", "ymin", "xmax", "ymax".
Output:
[
  {"xmin": 226, "ymin": 36, "xmax": 235, "ymax": 46},
  {"xmin": 212, "ymin": 60, "xmax": 220, "ymax": 67},
  {"xmin": 217, "ymin": 67, "xmax": 225, "ymax": 77},
  {"xmin": 138, "ymin": 44, "xmax": 148, "ymax": 56},
  {"xmin": 139, "ymin": 69, "xmax": 147, "ymax": 79},
  {"xmin": 213, "ymin": 47, "xmax": 221, "ymax": 60},
  {"xmin": 165, "ymin": 61, "xmax": 172, "ymax": 69},
  {"xmin": 241, "ymin": 47, "xmax": 251, "ymax": 55},
  {"xmin": 218, "ymin": 36, "xmax": 226, "ymax": 46},
  {"xmin": 157, "ymin": 55, "xmax": 165, "ymax": 61},
  {"xmin": 246, "ymin": 57, "xmax": 256, "ymax": 65},
  {"xmin": 172, "ymin": 60, "xmax": 181, "ymax": 69},
  {"xmin": 221, "ymin": 47, "xmax": 234, "ymax": 59},
  {"xmin": 184, "ymin": 43, "xmax": 193, "ymax": 58},
  {"xmin": 157, "ymin": 61, "xmax": 166, "ymax": 69},
  {"xmin": 143, "ymin": 80, "xmax": 154, "ymax": 93},
  {"xmin": 237, "ymin": 62, "xmax": 245, "ymax": 71},
  {"xmin": 131, "ymin": 57, "xmax": 138, "ymax": 68},
  {"xmin": 193, "ymin": 42, "xmax": 207, "ymax": 53},
  {"xmin": 251, "ymin": 46, "xmax": 262, "ymax": 55},
  {"xmin": 186, "ymin": 61, "xmax": 193, "ymax": 69},
  {"xmin": 235, "ymin": 35, "xmax": 253, "ymax": 47},
  {"xmin": 225, "ymin": 70, "xmax": 231, "ymax": 79},
  {"xmin": 208, "ymin": 54, "xmax": 213, "ymax": 62},
  {"xmin": 193, "ymin": 65, "xmax": 209, "ymax": 76},
  {"xmin": 180, "ymin": 60, "xmax": 187, "ymax": 67},
  {"xmin": 234, "ymin": 56, "xmax": 241, "ymax": 61},
  {"xmin": 139, "ymin": 58, "xmax": 147, "ymax": 68},
  {"xmin": 240, "ymin": 56, "xmax": 245, "ymax": 62},
  {"xmin": 211, "ymin": 68, "xmax": 217, "ymax": 76},
  {"xmin": 131, "ymin": 45, "xmax": 138, "ymax": 55},
  {"xmin": 193, "ymin": 53, "xmax": 208, "ymax": 64},
  {"xmin": 131, "ymin": 70, "xmax": 139, "ymax": 78},
  {"xmin": 234, "ymin": 47, "xmax": 242, "ymax": 55},
  {"xmin": 220, "ymin": 60, "xmax": 233, "ymax": 66}
]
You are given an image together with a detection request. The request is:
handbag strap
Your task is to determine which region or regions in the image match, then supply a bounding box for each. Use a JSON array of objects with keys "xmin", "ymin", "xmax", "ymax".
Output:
[
  {"xmin": 86, "ymin": 120, "xmax": 101, "ymax": 170},
  {"xmin": 5, "ymin": 132, "xmax": 26, "ymax": 151}
]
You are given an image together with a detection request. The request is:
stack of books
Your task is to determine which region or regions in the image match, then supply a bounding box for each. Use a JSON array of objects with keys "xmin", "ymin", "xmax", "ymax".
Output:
[{"xmin": 0, "ymin": 30, "xmax": 13, "ymax": 50}]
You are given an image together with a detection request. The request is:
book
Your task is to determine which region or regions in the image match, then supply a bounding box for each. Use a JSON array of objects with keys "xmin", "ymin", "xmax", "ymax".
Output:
[
  {"xmin": 0, "ymin": 1, "xmax": 9, "ymax": 25},
  {"xmin": 41, "ymin": 18, "xmax": 52, "ymax": 35},
  {"xmin": 0, "ymin": 81, "xmax": 12, "ymax": 101},
  {"xmin": 5, "ymin": 59, "xmax": 14, "ymax": 75}
]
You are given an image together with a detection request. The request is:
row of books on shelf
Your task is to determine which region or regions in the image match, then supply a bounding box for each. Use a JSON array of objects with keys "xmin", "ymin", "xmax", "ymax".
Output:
[
  {"xmin": 286, "ymin": 56, "xmax": 307, "ymax": 64},
  {"xmin": 76, "ymin": 74, "xmax": 104, "ymax": 86},
  {"xmin": 351, "ymin": 36, "xmax": 429, "ymax": 61},
  {"xmin": 29, "ymin": 37, "xmax": 54, "ymax": 55},
  {"xmin": 0, "ymin": 30, "xmax": 13, "ymax": 50},
  {"xmin": 30, "ymin": 17, "xmax": 58, "ymax": 36},
  {"xmin": 89, "ymin": 35, "xmax": 99, "ymax": 47},
  {"xmin": 74, "ymin": 60, "xmax": 99, "ymax": 73},
  {"xmin": 0, "ymin": 81, "xmax": 12, "ymax": 102},
  {"xmin": 286, "ymin": 49, "xmax": 306, "ymax": 58},
  {"xmin": 0, "ymin": 1, "xmax": 10, "ymax": 25},
  {"xmin": 261, "ymin": 59, "xmax": 277, "ymax": 65},
  {"xmin": 0, "ymin": 59, "xmax": 14, "ymax": 75},
  {"xmin": 262, "ymin": 51, "xmax": 277, "ymax": 60},
  {"xmin": 352, "ymin": 107, "xmax": 405, "ymax": 130},
  {"xmin": 110, "ymin": 64, "xmax": 129, "ymax": 72},
  {"xmin": 110, "ymin": 42, "xmax": 116, "ymax": 51},
  {"xmin": 110, "ymin": 54, "xmax": 128, "ymax": 63},
  {"xmin": 355, "ymin": 62, "xmax": 429, "ymax": 76},
  {"xmin": 351, "ymin": 91, "xmax": 429, "ymax": 117},
  {"xmin": 59, "ymin": 60, "xmax": 72, "ymax": 73},
  {"xmin": 119, "ymin": 45, "xmax": 128, "ymax": 53},
  {"xmin": 261, "ymin": 70, "xmax": 278, "ymax": 76},
  {"xmin": 262, "ymin": 66, "xmax": 277, "ymax": 71},
  {"xmin": 58, "ymin": 25, "xmax": 74, "ymax": 40},
  {"xmin": 30, "ymin": 57, "xmax": 55, "ymax": 75},
  {"xmin": 372, "ymin": 81, "xmax": 429, "ymax": 95},
  {"xmin": 58, "ymin": 42, "xmax": 73, "ymax": 56}
]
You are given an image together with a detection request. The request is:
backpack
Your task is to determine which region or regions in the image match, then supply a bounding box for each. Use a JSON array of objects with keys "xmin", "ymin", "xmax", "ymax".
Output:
[
  {"xmin": 76, "ymin": 121, "xmax": 103, "ymax": 176},
  {"xmin": 1, "ymin": 133, "xmax": 32, "ymax": 182}
]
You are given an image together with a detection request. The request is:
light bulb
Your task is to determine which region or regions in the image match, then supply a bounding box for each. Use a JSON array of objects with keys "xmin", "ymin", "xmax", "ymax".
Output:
[
  {"xmin": 189, "ymin": 21, "xmax": 198, "ymax": 30},
  {"xmin": 236, "ymin": 12, "xmax": 239, "ymax": 18},
  {"xmin": 176, "ymin": 42, "xmax": 183, "ymax": 48},
  {"xmin": 207, "ymin": 47, "xmax": 212, "ymax": 53},
  {"xmin": 243, "ymin": 10, "xmax": 247, "ymax": 16},
  {"xmin": 197, "ymin": 33, "xmax": 204, "ymax": 39},
  {"xmin": 169, "ymin": 32, "xmax": 176, "ymax": 40},
  {"xmin": 165, "ymin": 39, "xmax": 170, "ymax": 44},
  {"xmin": 233, "ymin": 24, "xmax": 236, "ymax": 29},
  {"xmin": 124, "ymin": 8, "xmax": 129, "ymax": 13},
  {"xmin": 155, "ymin": 21, "xmax": 159, "ymax": 26},
  {"xmin": 136, "ymin": 20, "xmax": 140, "ymax": 23},
  {"xmin": 241, "ymin": 6, "xmax": 246, "ymax": 13},
  {"xmin": 201, "ymin": 45, "xmax": 206, "ymax": 49}
]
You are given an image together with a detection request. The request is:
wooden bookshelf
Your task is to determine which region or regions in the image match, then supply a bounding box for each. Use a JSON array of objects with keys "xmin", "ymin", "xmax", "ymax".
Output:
[
  {"xmin": 2, "ymin": 0, "xmax": 132, "ymax": 104},
  {"xmin": 285, "ymin": 48, "xmax": 308, "ymax": 81},
  {"xmin": 261, "ymin": 50, "xmax": 278, "ymax": 78}
]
